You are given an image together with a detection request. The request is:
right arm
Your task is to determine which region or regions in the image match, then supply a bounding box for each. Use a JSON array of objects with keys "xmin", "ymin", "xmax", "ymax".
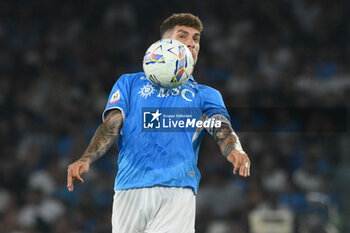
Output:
[{"xmin": 67, "ymin": 109, "xmax": 123, "ymax": 192}]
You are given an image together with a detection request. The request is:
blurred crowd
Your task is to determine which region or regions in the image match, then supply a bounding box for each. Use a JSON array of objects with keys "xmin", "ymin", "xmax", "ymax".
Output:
[{"xmin": 0, "ymin": 0, "xmax": 349, "ymax": 232}]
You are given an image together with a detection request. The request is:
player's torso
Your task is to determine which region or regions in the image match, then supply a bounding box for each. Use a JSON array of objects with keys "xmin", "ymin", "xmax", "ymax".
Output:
[{"xmin": 115, "ymin": 73, "xmax": 204, "ymax": 192}]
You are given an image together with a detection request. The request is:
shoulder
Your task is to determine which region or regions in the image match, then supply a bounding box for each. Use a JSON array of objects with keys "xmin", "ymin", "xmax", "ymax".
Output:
[
  {"xmin": 185, "ymin": 78, "xmax": 221, "ymax": 94},
  {"xmin": 110, "ymin": 72, "xmax": 147, "ymax": 89},
  {"xmin": 195, "ymin": 83, "xmax": 223, "ymax": 98},
  {"xmin": 114, "ymin": 72, "xmax": 146, "ymax": 83}
]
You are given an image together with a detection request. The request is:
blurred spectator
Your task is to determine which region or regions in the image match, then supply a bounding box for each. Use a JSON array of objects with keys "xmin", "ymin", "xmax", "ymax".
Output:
[{"xmin": 292, "ymin": 157, "xmax": 324, "ymax": 192}]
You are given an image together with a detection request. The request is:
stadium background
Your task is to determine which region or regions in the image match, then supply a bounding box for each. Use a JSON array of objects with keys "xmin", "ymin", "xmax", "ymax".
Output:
[{"xmin": 0, "ymin": 0, "xmax": 349, "ymax": 232}]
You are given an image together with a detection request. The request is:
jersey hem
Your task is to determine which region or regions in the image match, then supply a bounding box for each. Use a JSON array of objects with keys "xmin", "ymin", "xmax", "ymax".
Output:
[{"xmin": 114, "ymin": 184, "xmax": 197, "ymax": 195}]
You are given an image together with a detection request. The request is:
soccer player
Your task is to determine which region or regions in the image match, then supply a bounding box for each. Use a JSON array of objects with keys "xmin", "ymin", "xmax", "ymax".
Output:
[{"xmin": 67, "ymin": 13, "xmax": 250, "ymax": 233}]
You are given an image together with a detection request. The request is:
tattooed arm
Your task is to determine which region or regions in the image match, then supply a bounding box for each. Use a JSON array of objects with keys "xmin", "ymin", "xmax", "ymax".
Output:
[
  {"xmin": 213, "ymin": 122, "xmax": 250, "ymax": 177},
  {"xmin": 67, "ymin": 109, "xmax": 123, "ymax": 191}
]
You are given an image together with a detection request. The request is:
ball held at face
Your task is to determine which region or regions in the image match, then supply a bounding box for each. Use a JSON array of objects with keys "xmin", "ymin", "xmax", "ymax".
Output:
[{"xmin": 143, "ymin": 39, "xmax": 194, "ymax": 89}]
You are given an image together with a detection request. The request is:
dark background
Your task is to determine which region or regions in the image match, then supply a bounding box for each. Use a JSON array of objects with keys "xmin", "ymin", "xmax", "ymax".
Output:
[{"xmin": 0, "ymin": 0, "xmax": 349, "ymax": 232}]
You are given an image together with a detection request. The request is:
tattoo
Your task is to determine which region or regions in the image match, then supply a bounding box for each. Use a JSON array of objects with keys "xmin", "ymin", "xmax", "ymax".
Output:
[
  {"xmin": 213, "ymin": 123, "xmax": 238, "ymax": 158},
  {"xmin": 79, "ymin": 110, "xmax": 123, "ymax": 163}
]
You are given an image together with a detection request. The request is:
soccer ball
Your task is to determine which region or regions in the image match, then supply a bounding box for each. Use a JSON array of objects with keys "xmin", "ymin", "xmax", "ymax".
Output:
[{"xmin": 143, "ymin": 39, "xmax": 194, "ymax": 88}]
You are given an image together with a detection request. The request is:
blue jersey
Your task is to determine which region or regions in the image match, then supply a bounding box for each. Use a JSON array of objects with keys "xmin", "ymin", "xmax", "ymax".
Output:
[{"xmin": 103, "ymin": 72, "xmax": 230, "ymax": 194}]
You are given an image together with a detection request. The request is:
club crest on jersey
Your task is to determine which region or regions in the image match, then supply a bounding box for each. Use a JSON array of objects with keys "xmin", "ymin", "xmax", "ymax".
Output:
[
  {"xmin": 138, "ymin": 83, "xmax": 156, "ymax": 99},
  {"xmin": 109, "ymin": 90, "xmax": 120, "ymax": 105}
]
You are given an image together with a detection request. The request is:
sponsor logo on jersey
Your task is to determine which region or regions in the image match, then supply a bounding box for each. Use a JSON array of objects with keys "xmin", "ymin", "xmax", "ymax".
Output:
[
  {"xmin": 157, "ymin": 87, "xmax": 195, "ymax": 102},
  {"xmin": 138, "ymin": 83, "xmax": 156, "ymax": 99},
  {"xmin": 138, "ymin": 82, "xmax": 196, "ymax": 101}
]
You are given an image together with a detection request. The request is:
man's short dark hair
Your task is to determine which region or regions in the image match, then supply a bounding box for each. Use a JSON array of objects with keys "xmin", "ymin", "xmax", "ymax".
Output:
[{"xmin": 160, "ymin": 13, "xmax": 203, "ymax": 38}]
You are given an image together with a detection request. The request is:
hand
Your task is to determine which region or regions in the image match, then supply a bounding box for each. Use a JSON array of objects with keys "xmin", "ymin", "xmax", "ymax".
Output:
[
  {"xmin": 227, "ymin": 150, "xmax": 250, "ymax": 177},
  {"xmin": 67, "ymin": 159, "xmax": 90, "ymax": 192}
]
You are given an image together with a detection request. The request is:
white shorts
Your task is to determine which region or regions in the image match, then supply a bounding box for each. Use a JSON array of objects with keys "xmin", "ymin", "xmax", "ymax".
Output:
[{"xmin": 111, "ymin": 186, "xmax": 196, "ymax": 233}]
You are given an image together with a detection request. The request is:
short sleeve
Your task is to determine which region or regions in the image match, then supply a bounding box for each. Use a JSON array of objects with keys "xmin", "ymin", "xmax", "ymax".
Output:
[
  {"xmin": 102, "ymin": 74, "xmax": 131, "ymax": 122},
  {"xmin": 200, "ymin": 86, "xmax": 231, "ymax": 121}
]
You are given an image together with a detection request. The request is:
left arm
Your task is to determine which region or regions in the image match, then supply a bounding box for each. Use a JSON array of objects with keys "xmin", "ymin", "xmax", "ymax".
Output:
[{"xmin": 213, "ymin": 123, "xmax": 250, "ymax": 177}]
